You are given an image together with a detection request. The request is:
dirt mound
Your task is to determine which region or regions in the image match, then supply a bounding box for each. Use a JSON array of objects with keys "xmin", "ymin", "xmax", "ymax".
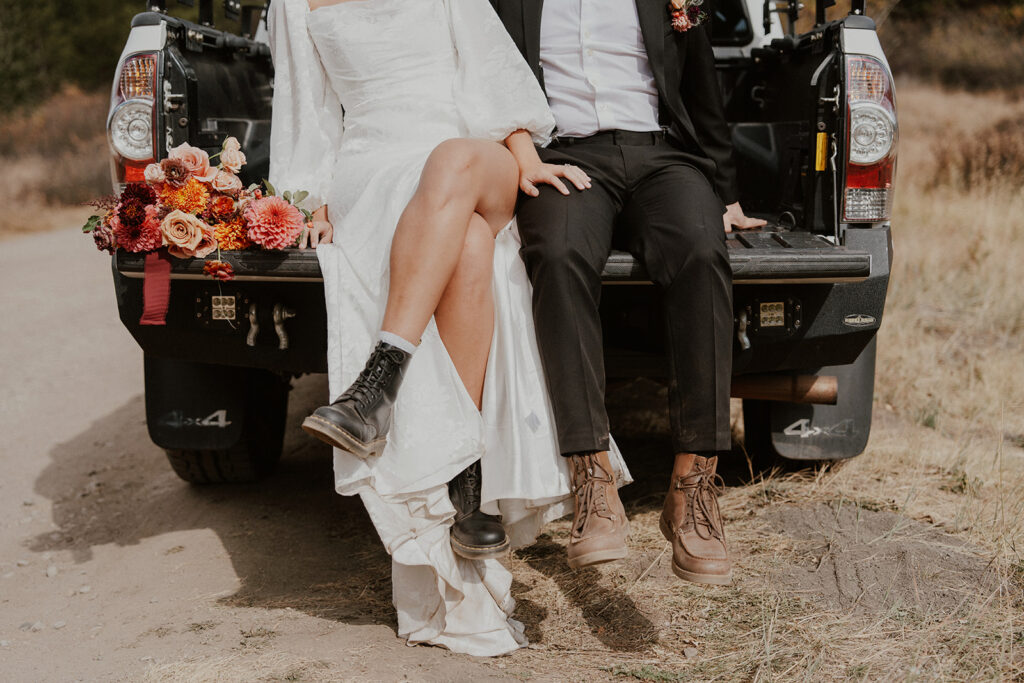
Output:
[{"xmin": 765, "ymin": 503, "xmax": 1002, "ymax": 618}]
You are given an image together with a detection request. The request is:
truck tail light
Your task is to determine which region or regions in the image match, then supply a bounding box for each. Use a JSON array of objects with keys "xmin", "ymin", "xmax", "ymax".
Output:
[
  {"xmin": 843, "ymin": 56, "xmax": 897, "ymax": 223},
  {"xmin": 109, "ymin": 53, "xmax": 158, "ymax": 191}
]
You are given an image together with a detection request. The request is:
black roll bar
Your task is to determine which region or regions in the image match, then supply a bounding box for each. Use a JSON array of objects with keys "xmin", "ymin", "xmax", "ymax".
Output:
[{"xmin": 763, "ymin": 0, "xmax": 870, "ymax": 34}]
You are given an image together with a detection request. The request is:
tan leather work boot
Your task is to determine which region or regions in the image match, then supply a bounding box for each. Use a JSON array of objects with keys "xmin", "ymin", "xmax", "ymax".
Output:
[
  {"xmin": 566, "ymin": 451, "xmax": 629, "ymax": 569},
  {"xmin": 659, "ymin": 455, "xmax": 732, "ymax": 585}
]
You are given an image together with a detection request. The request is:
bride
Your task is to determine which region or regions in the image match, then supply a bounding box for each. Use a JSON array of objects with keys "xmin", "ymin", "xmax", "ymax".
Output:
[{"xmin": 268, "ymin": 0, "xmax": 628, "ymax": 656}]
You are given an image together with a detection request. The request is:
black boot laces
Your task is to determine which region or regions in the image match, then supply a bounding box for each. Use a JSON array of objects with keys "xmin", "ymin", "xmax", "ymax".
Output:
[
  {"xmin": 459, "ymin": 462, "xmax": 481, "ymax": 511},
  {"xmin": 674, "ymin": 462, "xmax": 726, "ymax": 542},
  {"xmin": 570, "ymin": 454, "xmax": 614, "ymax": 540},
  {"xmin": 339, "ymin": 346, "xmax": 402, "ymax": 410}
]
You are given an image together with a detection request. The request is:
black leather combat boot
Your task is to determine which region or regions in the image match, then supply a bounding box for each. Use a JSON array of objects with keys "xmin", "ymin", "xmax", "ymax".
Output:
[
  {"xmin": 449, "ymin": 461, "xmax": 510, "ymax": 560},
  {"xmin": 302, "ymin": 341, "xmax": 411, "ymax": 459}
]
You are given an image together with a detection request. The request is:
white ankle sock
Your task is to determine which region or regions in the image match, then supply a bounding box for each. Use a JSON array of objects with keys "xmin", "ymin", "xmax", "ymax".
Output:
[{"xmin": 379, "ymin": 331, "xmax": 418, "ymax": 355}]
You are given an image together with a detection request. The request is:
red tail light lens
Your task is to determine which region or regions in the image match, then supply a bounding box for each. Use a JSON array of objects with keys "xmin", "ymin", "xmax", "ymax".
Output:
[{"xmin": 843, "ymin": 56, "xmax": 898, "ymax": 223}]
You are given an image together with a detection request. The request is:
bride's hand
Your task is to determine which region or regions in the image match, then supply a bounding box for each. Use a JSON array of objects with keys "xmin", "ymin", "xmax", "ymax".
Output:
[
  {"xmin": 299, "ymin": 219, "xmax": 334, "ymax": 248},
  {"xmin": 519, "ymin": 162, "xmax": 592, "ymax": 198}
]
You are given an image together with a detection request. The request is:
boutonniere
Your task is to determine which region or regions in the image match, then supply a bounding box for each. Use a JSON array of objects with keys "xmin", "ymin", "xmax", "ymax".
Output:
[{"xmin": 668, "ymin": 0, "xmax": 707, "ymax": 33}]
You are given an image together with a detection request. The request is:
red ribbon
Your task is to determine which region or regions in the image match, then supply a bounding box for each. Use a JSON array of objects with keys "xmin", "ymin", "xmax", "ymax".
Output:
[{"xmin": 139, "ymin": 249, "xmax": 172, "ymax": 326}]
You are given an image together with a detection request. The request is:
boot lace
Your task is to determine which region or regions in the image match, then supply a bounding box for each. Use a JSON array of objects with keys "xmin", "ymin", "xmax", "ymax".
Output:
[
  {"xmin": 674, "ymin": 461, "xmax": 726, "ymax": 542},
  {"xmin": 570, "ymin": 453, "xmax": 614, "ymax": 540},
  {"xmin": 458, "ymin": 461, "xmax": 481, "ymax": 511},
  {"xmin": 339, "ymin": 346, "xmax": 403, "ymax": 409}
]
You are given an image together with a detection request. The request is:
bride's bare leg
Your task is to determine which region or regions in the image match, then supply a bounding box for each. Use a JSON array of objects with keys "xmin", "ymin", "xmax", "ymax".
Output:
[
  {"xmin": 433, "ymin": 214, "xmax": 495, "ymax": 410},
  {"xmin": 381, "ymin": 139, "xmax": 518, "ymax": 345},
  {"xmin": 301, "ymin": 139, "xmax": 515, "ymax": 459}
]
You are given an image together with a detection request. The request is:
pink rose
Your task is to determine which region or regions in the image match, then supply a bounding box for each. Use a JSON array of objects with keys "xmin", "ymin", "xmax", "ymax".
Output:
[
  {"xmin": 169, "ymin": 142, "xmax": 217, "ymax": 183},
  {"xmin": 222, "ymin": 136, "xmax": 241, "ymax": 153},
  {"xmin": 211, "ymin": 170, "xmax": 243, "ymax": 194},
  {"xmin": 194, "ymin": 225, "xmax": 217, "ymax": 258},
  {"xmin": 220, "ymin": 147, "xmax": 247, "ymax": 174},
  {"xmin": 144, "ymin": 163, "xmax": 165, "ymax": 186},
  {"xmin": 160, "ymin": 209, "xmax": 216, "ymax": 258}
]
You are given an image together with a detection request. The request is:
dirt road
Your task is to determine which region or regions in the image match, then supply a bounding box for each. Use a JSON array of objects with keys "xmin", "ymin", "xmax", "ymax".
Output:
[{"xmin": 0, "ymin": 229, "xmax": 518, "ymax": 681}]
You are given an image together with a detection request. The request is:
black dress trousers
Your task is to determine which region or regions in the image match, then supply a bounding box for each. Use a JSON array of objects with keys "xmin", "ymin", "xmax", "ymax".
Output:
[{"xmin": 515, "ymin": 135, "xmax": 734, "ymax": 456}]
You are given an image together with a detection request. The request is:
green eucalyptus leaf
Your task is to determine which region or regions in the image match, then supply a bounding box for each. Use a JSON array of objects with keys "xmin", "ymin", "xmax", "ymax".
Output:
[
  {"xmin": 283, "ymin": 190, "xmax": 293, "ymax": 203},
  {"xmin": 293, "ymin": 190, "xmax": 309, "ymax": 205},
  {"xmin": 82, "ymin": 215, "xmax": 102, "ymax": 233},
  {"xmin": 263, "ymin": 179, "xmax": 277, "ymax": 196}
]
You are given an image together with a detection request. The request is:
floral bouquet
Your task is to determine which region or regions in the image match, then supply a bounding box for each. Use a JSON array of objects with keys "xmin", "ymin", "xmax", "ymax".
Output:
[
  {"xmin": 83, "ymin": 137, "xmax": 311, "ymax": 283},
  {"xmin": 668, "ymin": 0, "xmax": 706, "ymax": 33}
]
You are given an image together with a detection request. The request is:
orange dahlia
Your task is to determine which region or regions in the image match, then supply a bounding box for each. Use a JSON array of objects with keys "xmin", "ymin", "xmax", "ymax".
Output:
[
  {"xmin": 210, "ymin": 195, "xmax": 236, "ymax": 219},
  {"xmin": 160, "ymin": 177, "xmax": 210, "ymax": 214},
  {"xmin": 214, "ymin": 218, "xmax": 252, "ymax": 250}
]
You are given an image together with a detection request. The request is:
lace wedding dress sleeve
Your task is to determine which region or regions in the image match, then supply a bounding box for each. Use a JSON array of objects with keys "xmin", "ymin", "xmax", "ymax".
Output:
[
  {"xmin": 267, "ymin": 0, "xmax": 345, "ymax": 211},
  {"xmin": 445, "ymin": 0, "xmax": 555, "ymax": 146}
]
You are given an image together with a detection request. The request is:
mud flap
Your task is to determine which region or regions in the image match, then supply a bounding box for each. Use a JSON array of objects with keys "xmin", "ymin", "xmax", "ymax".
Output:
[
  {"xmin": 144, "ymin": 355, "xmax": 250, "ymax": 451},
  {"xmin": 744, "ymin": 337, "xmax": 877, "ymax": 461}
]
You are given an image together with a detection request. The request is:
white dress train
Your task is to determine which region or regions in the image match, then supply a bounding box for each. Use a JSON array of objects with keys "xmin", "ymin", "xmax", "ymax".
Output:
[{"xmin": 268, "ymin": 0, "xmax": 630, "ymax": 656}]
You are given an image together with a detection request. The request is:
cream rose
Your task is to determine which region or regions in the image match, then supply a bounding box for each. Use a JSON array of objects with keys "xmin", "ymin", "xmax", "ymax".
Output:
[
  {"xmin": 211, "ymin": 170, "xmax": 243, "ymax": 194},
  {"xmin": 160, "ymin": 210, "xmax": 212, "ymax": 258},
  {"xmin": 220, "ymin": 147, "xmax": 247, "ymax": 174},
  {"xmin": 169, "ymin": 142, "xmax": 217, "ymax": 183},
  {"xmin": 144, "ymin": 163, "xmax": 165, "ymax": 185},
  {"xmin": 222, "ymin": 136, "xmax": 241, "ymax": 153}
]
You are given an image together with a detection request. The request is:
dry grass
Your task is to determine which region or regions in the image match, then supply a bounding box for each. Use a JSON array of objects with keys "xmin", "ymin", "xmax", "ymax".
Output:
[
  {"xmin": 494, "ymin": 82, "xmax": 1024, "ymax": 681},
  {"xmin": 0, "ymin": 86, "xmax": 109, "ymax": 239}
]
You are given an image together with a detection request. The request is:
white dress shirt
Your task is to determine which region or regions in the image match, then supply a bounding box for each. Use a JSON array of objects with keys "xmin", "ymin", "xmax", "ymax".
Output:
[{"xmin": 539, "ymin": 0, "xmax": 662, "ymax": 137}]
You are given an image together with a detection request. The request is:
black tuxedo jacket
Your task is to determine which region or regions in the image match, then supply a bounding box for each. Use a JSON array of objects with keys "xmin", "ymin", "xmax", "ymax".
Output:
[{"xmin": 489, "ymin": 0, "xmax": 739, "ymax": 204}]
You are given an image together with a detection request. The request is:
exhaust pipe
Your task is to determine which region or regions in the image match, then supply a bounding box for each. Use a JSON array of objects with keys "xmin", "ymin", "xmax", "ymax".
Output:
[{"xmin": 731, "ymin": 375, "xmax": 838, "ymax": 405}]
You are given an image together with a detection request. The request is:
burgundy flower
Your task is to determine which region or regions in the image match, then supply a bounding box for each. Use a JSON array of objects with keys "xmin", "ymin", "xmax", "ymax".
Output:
[
  {"xmin": 117, "ymin": 197, "xmax": 149, "ymax": 228},
  {"xmin": 92, "ymin": 221, "xmax": 116, "ymax": 254},
  {"xmin": 160, "ymin": 158, "xmax": 191, "ymax": 188},
  {"xmin": 113, "ymin": 205, "xmax": 163, "ymax": 252},
  {"xmin": 121, "ymin": 182, "xmax": 156, "ymax": 206}
]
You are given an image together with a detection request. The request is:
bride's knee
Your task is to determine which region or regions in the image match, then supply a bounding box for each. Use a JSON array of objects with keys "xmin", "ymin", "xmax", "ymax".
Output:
[{"xmin": 418, "ymin": 139, "xmax": 479, "ymax": 209}]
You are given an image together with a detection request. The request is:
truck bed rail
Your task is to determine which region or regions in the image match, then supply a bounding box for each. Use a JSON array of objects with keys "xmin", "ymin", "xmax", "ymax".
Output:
[{"xmin": 115, "ymin": 230, "xmax": 871, "ymax": 285}]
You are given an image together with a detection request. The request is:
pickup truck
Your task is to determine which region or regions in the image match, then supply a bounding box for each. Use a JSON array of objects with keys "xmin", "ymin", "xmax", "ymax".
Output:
[{"xmin": 106, "ymin": 0, "xmax": 895, "ymax": 483}]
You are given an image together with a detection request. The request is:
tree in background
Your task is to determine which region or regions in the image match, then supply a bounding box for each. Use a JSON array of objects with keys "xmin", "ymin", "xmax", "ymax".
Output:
[{"xmin": 0, "ymin": 0, "xmax": 244, "ymax": 112}]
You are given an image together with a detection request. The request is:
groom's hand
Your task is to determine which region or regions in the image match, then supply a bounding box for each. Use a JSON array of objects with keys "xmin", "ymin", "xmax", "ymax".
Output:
[
  {"xmin": 722, "ymin": 202, "xmax": 767, "ymax": 233},
  {"xmin": 520, "ymin": 162, "xmax": 592, "ymax": 197}
]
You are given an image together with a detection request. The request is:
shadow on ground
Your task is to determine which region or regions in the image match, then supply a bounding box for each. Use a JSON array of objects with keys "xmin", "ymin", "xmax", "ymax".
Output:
[
  {"xmin": 25, "ymin": 375, "xmax": 762, "ymax": 644},
  {"xmin": 28, "ymin": 375, "xmax": 396, "ymax": 628}
]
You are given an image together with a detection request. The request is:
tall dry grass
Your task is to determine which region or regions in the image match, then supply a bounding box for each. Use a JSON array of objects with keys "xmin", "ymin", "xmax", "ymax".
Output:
[
  {"xmin": 0, "ymin": 86, "xmax": 109, "ymax": 238},
  {"xmin": 502, "ymin": 82, "xmax": 1024, "ymax": 681}
]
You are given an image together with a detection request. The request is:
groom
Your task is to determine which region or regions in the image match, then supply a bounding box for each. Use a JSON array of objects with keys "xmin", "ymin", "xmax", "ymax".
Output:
[{"xmin": 490, "ymin": 0, "xmax": 764, "ymax": 585}]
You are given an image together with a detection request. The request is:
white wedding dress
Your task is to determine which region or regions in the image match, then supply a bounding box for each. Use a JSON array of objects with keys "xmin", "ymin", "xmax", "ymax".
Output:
[{"xmin": 268, "ymin": 0, "xmax": 630, "ymax": 657}]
